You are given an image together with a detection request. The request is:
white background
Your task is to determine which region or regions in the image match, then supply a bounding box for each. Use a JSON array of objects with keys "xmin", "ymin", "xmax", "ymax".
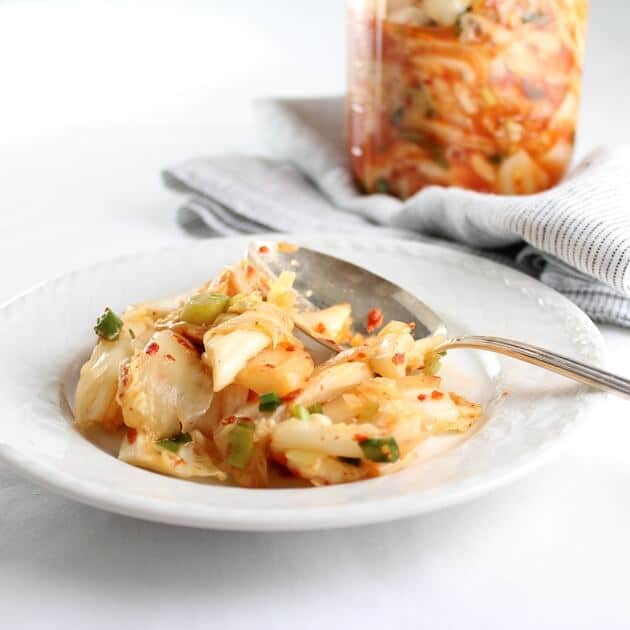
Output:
[{"xmin": 2, "ymin": 1, "xmax": 630, "ymax": 628}]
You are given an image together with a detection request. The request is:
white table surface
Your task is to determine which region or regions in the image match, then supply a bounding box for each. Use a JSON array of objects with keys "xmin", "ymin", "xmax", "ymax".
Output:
[{"xmin": 2, "ymin": 1, "xmax": 630, "ymax": 628}]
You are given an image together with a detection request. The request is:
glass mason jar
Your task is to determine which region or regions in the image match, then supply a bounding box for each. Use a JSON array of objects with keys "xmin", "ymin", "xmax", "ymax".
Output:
[{"xmin": 347, "ymin": 1, "xmax": 588, "ymax": 199}]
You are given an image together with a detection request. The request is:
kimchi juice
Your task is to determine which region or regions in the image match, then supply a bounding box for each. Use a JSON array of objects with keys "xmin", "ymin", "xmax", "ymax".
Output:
[{"xmin": 347, "ymin": 0, "xmax": 588, "ymax": 199}]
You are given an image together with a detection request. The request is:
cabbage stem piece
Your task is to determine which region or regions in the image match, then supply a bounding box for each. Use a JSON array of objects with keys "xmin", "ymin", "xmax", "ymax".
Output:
[
  {"xmin": 119, "ymin": 429, "xmax": 226, "ymax": 480},
  {"xmin": 117, "ymin": 330, "xmax": 214, "ymax": 440},
  {"xmin": 271, "ymin": 416, "xmax": 379, "ymax": 458},
  {"xmin": 203, "ymin": 329, "xmax": 270, "ymax": 392}
]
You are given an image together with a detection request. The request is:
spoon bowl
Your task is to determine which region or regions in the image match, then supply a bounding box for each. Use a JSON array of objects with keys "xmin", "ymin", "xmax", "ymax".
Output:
[{"xmin": 248, "ymin": 240, "xmax": 630, "ymax": 399}]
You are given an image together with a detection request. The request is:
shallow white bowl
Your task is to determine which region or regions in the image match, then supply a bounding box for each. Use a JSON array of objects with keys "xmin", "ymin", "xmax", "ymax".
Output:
[{"xmin": 0, "ymin": 235, "xmax": 605, "ymax": 530}]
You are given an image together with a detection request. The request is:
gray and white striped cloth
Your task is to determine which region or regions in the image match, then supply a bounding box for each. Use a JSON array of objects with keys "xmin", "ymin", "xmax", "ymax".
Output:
[{"xmin": 163, "ymin": 96, "xmax": 630, "ymax": 327}]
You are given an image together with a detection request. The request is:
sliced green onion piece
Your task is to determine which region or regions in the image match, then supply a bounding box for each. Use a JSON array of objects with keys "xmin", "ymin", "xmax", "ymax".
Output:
[
  {"xmin": 338, "ymin": 456, "xmax": 361, "ymax": 467},
  {"xmin": 94, "ymin": 307, "xmax": 123, "ymax": 340},
  {"xmin": 156, "ymin": 432, "xmax": 192, "ymax": 453},
  {"xmin": 227, "ymin": 420, "xmax": 255, "ymax": 469},
  {"xmin": 359, "ymin": 437, "xmax": 400, "ymax": 463},
  {"xmin": 181, "ymin": 293, "xmax": 230, "ymax": 325},
  {"xmin": 375, "ymin": 177, "xmax": 389, "ymax": 194},
  {"xmin": 292, "ymin": 404, "xmax": 310, "ymax": 421},
  {"xmin": 259, "ymin": 392, "xmax": 281, "ymax": 412},
  {"xmin": 308, "ymin": 403, "xmax": 323, "ymax": 414}
]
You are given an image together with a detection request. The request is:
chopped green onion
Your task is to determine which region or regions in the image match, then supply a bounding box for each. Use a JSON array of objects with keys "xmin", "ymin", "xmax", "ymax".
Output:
[
  {"xmin": 292, "ymin": 404, "xmax": 310, "ymax": 421},
  {"xmin": 338, "ymin": 456, "xmax": 362, "ymax": 467},
  {"xmin": 94, "ymin": 307, "xmax": 123, "ymax": 341},
  {"xmin": 227, "ymin": 420, "xmax": 255, "ymax": 469},
  {"xmin": 359, "ymin": 437, "xmax": 400, "ymax": 463},
  {"xmin": 423, "ymin": 354, "xmax": 442, "ymax": 376},
  {"xmin": 308, "ymin": 403, "xmax": 323, "ymax": 414},
  {"xmin": 259, "ymin": 392, "xmax": 281, "ymax": 412},
  {"xmin": 157, "ymin": 432, "xmax": 192, "ymax": 453},
  {"xmin": 375, "ymin": 177, "xmax": 390, "ymax": 194},
  {"xmin": 181, "ymin": 293, "xmax": 230, "ymax": 325}
]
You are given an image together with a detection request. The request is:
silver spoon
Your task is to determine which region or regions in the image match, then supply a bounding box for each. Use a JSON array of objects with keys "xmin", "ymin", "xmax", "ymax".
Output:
[{"xmin": 247, "ymin": 240, "xmax": 630, "ymax": 400}]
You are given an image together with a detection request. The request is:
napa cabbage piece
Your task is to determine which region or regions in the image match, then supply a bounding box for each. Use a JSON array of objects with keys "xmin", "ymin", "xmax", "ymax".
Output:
[
  {"xmin": 267, "ymin": 270, "xmax": 296, "ymax": 312},
  {"xmin": 294, "ymin": 361, "xmax": 373, "ymax": 408},
  {"xmin": 203, "ymin": 301, "xmax": 298, "ymax": 391},
  {"xmin": 282, "ymin": 449, "xmax": 371, "ymax": 486},
  {"xmin": 75, "ymin": 306, "xmax": 156, "ymax": 431},
  {"xmin": 271, "ymin": 415, "xmax": 380, "ymax": 458},
  {"xmin": 196, "ymin": 383, "xmax": 251, "ymax": 435},
  {"xmin": 119, "ymin": 429, "xmax": 226, "ymax": 480},
  {"xmin": 234, "ymin": 346, "xmax": 314, "ymax": 397},
  {"xmin": 295, "ymin": 303, "xmax": 353, "ymax": 344},
  {"xmin": 117, "ymin": 330, "xmax": 214, "ymax": 440},
  {"xmin": 203, "ymin": 329, "xmax": 269, "ymax": 392},
  {"xmin": 407, "ymin": 328, "xmax": 447, "ymax": 371},
  {"xmin": 368, "ymin": 321, "xmax": 415, "ymax": 378}
]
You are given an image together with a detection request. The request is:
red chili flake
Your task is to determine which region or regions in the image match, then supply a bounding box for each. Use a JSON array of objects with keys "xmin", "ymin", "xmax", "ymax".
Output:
[
  {"xmin": 431, "ymin": 390, "xmax": 444, "ymax": 400},
  {"xmin": 145, "ymin": 341, "xmax": 160, "ymax": 355},
  {"xmin": 284, "ymin": 344, "xmax": 296, "ymax": 352},
  {"xmin": 353, "ymin": 433, "xmax": 369, "ymax": 443},
  {"xmin": 174, "ymin": 457, "xmax": 185, "ymax": 467},
  {"xmin": 408, "ymin": 322, "xmax": 417, "ymax": 330},
  {"xmin": 258, "ymin": 245, "xmax": 270, "ymax": 254},
  {"xmin": 315, "ymin": 322, "xmax": 326, "ymax": 334},
  {"xmin": 120, "ymin": 364, "xmax": 131, "ymax": 387},
  {"xmin": 164, "ymin": 353, "xmax": 176, "ymax": 362},
  {"xmin": 126, "ymin": 428, "xmax": 138, "ymax": 444},
  {"xmin": 264, "ymin": 363, "xmax": 275, "ymax": 368},
  {"xmin": 282, "ymin": 389, "xmax": 302, "ymax": 402},
  {"xmin": 174, "ymin": 335, "xmax": 195, "ymax": 351},
  {"xmin": 392, "ymin": 353, "xmax": 405, "ymax": 365},
  {"xmin": 355, "ymin": 352, "xmax": 366, "ymax": 360},
  {"xmin": 246, "ymin": 264, "xmax": 256, "ymax": 278},
  {"xmin": 417, "ymin": 394, "xmax": 427, "ymax": 401},
  {"xmin": 220, "ymin": 415, "xmax": 238, "ymax": 426},
  {"xmin": 247, "ymin": 389, "xmax": 259, "ymax": 403},
  {"xmin": 366, "ymin": 308, "xmax": 383, "ymax": 333}
]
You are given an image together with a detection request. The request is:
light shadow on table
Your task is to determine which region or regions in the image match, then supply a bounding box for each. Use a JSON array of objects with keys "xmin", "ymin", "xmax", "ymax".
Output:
[{"xmin": 3, "ymin": 451, "xmax": 630, "ymax": 628}]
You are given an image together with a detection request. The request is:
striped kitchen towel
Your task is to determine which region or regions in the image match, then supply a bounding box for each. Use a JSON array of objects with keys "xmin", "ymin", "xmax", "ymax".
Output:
[{"xmin": 163, "ymin": 96, "xmax": 630, "ymax": 327}]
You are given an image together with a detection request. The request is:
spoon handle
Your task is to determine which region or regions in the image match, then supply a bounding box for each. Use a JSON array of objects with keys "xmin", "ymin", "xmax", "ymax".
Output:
[{"xmin": 439, "ymin": 335, "xmax": 630, "ymax": 399}]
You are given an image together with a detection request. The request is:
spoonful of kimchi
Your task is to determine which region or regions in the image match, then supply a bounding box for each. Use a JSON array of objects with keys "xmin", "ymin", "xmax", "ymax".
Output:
[{"xmin": 247, "ymin": 240, "xmax": 630, "ymax": 400}]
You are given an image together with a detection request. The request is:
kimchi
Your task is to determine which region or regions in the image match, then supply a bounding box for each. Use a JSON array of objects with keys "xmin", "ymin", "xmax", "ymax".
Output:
[{"xmin": 347, "ymin": 0, "xmax": 589, "ymax": 198}]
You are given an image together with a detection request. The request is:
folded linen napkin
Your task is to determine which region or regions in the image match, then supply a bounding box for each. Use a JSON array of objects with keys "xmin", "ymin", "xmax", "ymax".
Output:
[{"xmin": 164, "ymin": 96, "xmax": 630, "ymax": 327}]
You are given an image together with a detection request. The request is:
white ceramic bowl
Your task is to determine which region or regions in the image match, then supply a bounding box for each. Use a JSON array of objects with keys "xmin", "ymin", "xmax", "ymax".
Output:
[{"xmin": 0, "ymin": 235, "xmax": 605, "ymax": 530}]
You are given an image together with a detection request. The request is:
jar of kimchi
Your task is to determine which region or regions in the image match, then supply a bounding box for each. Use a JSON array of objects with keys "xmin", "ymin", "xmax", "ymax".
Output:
[{"xmin": 347, "ymin": 1, "xmax": 588, "ymax": 199}]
